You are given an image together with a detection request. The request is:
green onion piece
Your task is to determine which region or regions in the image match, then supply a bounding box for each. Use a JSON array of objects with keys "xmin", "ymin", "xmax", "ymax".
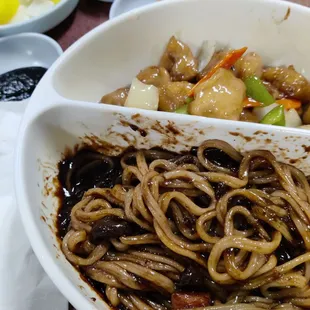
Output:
[
  {"xmin": 260, "ymin": 105, "xmax": 285, "ymax": 126},
  {"xmin": 244, "ymin": 76, "xmax": 275, "ymax": 106},
  {"xmin": 175, "ymin": 104, "xmax": 189, "ymax": 114},
  {"xmin": 185, "ymin": 97, "xmax": 194, "ymax": 104},
  {"xmin": 175, "ymin": 97, "xmax": 193, "ymax": 114}
]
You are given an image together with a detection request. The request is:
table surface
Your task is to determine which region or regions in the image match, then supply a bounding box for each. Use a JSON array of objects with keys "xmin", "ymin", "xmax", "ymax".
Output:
[
  {"xmin": 51, "ymin": 0, "xmax": 309, "ymax": 309},
  {"xmin": 48, "ymin": 0, "xmax": 111, "ymax": 50}
]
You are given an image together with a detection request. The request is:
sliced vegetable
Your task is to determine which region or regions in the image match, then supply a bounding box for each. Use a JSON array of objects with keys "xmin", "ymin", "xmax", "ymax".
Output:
[
  {"xmin": 244, "ymin": 76, "xmax": 274, "ymax": 106},
  {"xmin": 243, "ymin": 97, "xmax": 263, "ymax": 108},
  {"xmin": 285, "ymin": 109, "xmax": 302, "ymax": 128},
  {"xmin": 125, "ymin": 78, "xmax": 159, "ymax": 110},
  {"xmin": 175, "ymin": 104, "xmax": 189, "ymax": 114},
  {"xmin": 197, "ymin": 40, "xmax": 217, "ymax": 72},
  {"xmin": 253, "ymin": 103, "xmax": 279, "ymax": 121},
  {"xmin": 276, "ymin": 98, "xmax": 301, "ymax": 110},
  {"xmin": 260, "ymin": 105, "xmax": 285, "ymax": 126},
  {"xmin": 185, "ymin": 97, "xmax": 194, "ymax": 104},
  {"xmin": 189, "ymin": 47, "xmax": 247, "ymax": 96},
  {"xmin": 243, "ymin": 97, "xmax": 299, "ymax": 110}
]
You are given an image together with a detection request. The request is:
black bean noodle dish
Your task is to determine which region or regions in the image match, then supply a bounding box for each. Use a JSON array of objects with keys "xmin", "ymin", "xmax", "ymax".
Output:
[{"xmin": 57, "ymin": 140, "xmax": 310, "ymax": 310}]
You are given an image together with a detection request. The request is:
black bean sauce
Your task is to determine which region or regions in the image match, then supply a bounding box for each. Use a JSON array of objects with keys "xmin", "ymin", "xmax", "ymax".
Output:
[
  {"xmin": 275, "ymin": 236, "xmax": 305, "ymax": 265},
  {"xmin": 0, "ymin": 67, "xmax": 47, "ymax": 101},
  {"xmin": 57, "ymin": 149, "xmax": 123, "ymax": 238},
  {"xmin": 212, "ymin": 182, "xmax": 229, "ymax": 200},
  {"xmin": 177, "ymin": 263, "xmax": 228, "ymax": 303},
  {"xmin": 204, "ymin": 148, "xmax": 239, "ymax": 173},
  {"xmin": 190, "ymin": 146, "xmax": 239, "ymax": 173}
]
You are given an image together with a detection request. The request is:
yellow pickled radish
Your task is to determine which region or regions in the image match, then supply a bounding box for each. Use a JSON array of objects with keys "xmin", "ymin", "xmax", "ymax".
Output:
[
  {"xmin": 0, "ymin": 0, "xmax": 19, "ymax": 25},
  {"xmin": 52, "ymin": 0, "xmax": 61, "ymax": 3}
]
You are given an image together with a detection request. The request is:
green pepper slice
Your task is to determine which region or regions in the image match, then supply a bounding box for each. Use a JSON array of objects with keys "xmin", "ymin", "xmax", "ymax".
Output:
[
  {"xmin": 175, "ymin": 104, "xmax": 189, "ymax": 114},
  {"xmin": 244, "ymin": 76, "xmax": 274, "ymax": 106},
  {"xmin": 260, "ymin": 105, "xmax": 285, "ymax": 126},
  {"xmin": 185, "ymin": 97, "xmax": 194, "ymax": 105}
]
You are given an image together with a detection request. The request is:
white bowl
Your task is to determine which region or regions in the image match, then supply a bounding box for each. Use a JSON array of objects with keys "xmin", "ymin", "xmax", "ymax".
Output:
[
  {"xmin": 15, "ymin": 0, "xmax": 310, "ymax": 309},
  {"xmin": 110, "ymin": 0, "xmax": 156, "ymax": 19},
  {"xmin": 0, "ymin": 33, "xmax": 62, "ymax": 75},
  {"xmin": 0, "ymin": 0, "xmax": 79, "ymax": 36}
]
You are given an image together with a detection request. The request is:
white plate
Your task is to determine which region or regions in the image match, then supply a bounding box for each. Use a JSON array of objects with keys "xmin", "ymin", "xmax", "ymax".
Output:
[
  {"xmin": 14, "ymin": 0, "xmax": 310, "ymax": 309},
  {"xmin": 110, "ymin": 0, "xmax": 156, "ymax": 18}
]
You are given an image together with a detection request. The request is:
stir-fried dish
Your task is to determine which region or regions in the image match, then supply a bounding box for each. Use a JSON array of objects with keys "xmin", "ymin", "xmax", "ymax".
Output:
[
  {"xmin": 58, "ymin": 140, "xmax": 310, "ymax": 309},
  {"xmin": 100, "ymin": 36, "xmax": 310, "ymax": 129}
]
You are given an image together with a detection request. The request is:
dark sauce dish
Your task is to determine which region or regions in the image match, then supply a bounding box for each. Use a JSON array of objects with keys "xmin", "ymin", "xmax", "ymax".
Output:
[
  {"xmin": 0, "ymin": 67, "xmax": 47, "ymax": 101},
  {"xmin": 0, "ymin": 33, "xmax": 62, "ymax": 101}
]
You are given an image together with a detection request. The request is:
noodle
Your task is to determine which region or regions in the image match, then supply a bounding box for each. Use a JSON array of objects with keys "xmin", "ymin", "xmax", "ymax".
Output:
[{"xmin": 57, "ymin": 140, "xmax": 310, "ymax": 309}]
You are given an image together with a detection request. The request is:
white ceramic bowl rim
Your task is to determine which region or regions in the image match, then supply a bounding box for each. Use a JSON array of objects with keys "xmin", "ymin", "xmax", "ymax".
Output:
[
  {"xmin": 0, "ymin": 32, "xmax": 63, "ymax": 54},
  {"xmin": 109, "ymin": 0, "xmax": 154, "ymax": 19},
  {"xmin": 14, "ymin": 0, "xmax": 310, "ymax": 309},
  {"xmin": 0, "ymin": 0, "xmax": 73, "ymax": 30}
]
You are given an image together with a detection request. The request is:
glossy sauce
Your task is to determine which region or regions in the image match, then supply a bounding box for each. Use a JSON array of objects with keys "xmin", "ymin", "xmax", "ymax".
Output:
[
  {"xmin": 57, "ymin": 149, "xmax": 123, "ymax": 238},
  {"xmin": 0, "ymin": 67, "xmax": 47, "ymax": 101}
]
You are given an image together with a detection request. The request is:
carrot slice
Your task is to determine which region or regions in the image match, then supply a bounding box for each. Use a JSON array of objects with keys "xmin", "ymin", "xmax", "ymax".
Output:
[
  {"xmin": 243, "ymin": 97, "xmax": 263, "ymax": 108},
  {"xmin": 276, "ymin": 98, "xmax": 301, "ymax": 110},
  {"xmin": 189, "ymin": 46, "xmax": 248, "ymax": 97},
  {"xmin": 243, "ymin": 98, "xmax": 301, "ymax": 110}
]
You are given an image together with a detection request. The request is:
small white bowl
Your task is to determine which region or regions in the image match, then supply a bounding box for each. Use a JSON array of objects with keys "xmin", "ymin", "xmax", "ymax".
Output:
[
  {"xmin": 0, "ymin": 0, "xmax": 79, "ymax": 36},
  {"xmin": 15, "ymin": 0, "xmax": 310, "ymax": 309},
  {"xmin": 0, "ymin": 33, "xmax": 62, "ymax": 75},
  {"xmin": 110, "ymin": 0, "xmax": 155, "ymax": 19}
]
